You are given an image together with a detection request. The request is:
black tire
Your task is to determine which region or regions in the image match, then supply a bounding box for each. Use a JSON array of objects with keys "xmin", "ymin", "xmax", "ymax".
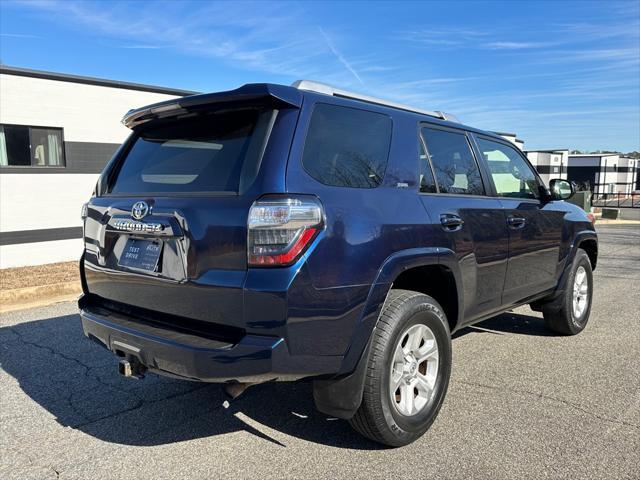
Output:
[
  {"xmin": 349, "ymin": 289, "xmax": 452, "ymax": 447},
  {"xmin": 543, "ymin": 249, "xmax": 593, "ymax": 335}
]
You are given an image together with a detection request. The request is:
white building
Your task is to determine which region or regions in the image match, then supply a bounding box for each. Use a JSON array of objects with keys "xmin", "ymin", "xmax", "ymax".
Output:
[
  {"xmin": 0, "ymin": 66, "xmax": 194, "ymax": 269},
  {"xmin": 493, "ymin": 131, "xmax": 525, "ymax": 151},
  {"xmin": 567, "ymin": 153, "xmax": 639, "ymax": 195},
  {"xmin": 526, "ymin": 149, "xmax": 569, "ymax": 186},
  {"xmin": 491, "ymin": 129, "xmax": 639, "ymax": 193}
]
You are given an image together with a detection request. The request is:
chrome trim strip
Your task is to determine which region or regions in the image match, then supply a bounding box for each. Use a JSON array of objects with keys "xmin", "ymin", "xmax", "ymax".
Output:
[{"xmin": 291, "ymin": 79, "xmax": 460, "ymax": 122}]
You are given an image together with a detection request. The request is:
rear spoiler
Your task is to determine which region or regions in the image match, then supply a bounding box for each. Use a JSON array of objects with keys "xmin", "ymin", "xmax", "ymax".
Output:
[{"xmin": 122, "ymin": 83, "xmax": 303, "ymax": 129}]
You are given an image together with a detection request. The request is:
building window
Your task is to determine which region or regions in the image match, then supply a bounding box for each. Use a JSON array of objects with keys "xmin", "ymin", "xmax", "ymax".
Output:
[{"xmin": 0, "ymin": 124, "xmax": 65, "ymax": 167}]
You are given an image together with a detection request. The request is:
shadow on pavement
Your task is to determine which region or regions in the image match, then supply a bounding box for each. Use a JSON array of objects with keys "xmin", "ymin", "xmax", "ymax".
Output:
[
  {"xmin": 0, "ymin": 313, "xmax": 383, "ymax": 450},
  {"xmin": 1, "ymin": 309, "xmax": 551, "ymax": 449},
  {"xmin": 453, "ymin": 311, "xmax": 553, "ymax": 339}
]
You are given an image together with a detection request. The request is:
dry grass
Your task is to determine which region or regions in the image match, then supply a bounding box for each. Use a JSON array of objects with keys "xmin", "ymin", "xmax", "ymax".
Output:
[{"xmin": 0, "ymin": 261, "xmax": 79, "ymax": 290}]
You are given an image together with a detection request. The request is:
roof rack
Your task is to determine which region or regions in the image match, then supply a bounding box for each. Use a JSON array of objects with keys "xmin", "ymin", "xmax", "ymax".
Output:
[{"xmin": 291, "ymin": 80, "xmax": 459, "ymax": 123}]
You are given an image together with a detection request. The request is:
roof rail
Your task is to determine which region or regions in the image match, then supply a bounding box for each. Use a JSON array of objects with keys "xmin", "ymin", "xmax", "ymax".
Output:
[{"xmin": 291, "ymin": 80, "xmax": 459, "ymax": 123}]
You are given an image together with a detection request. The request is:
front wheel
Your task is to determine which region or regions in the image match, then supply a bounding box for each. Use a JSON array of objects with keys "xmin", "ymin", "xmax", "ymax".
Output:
[
  {"xmin": 349, "ymin": 289, "xmax": 452, "ymax": 447},
  {"xmin": 544, "ymin": 248, "xmax": 594, "ymax": 335}
]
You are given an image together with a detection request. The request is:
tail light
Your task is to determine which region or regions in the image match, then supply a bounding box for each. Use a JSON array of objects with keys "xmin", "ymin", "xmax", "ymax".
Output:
[{"xmin": 248, "ymin": 196, "xmax": 324, "ymax": 266}]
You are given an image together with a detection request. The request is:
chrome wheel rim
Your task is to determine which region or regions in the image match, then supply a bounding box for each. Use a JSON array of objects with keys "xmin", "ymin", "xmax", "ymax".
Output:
[
  {"xmin": 389, "ymin": 324, "xmax": 439, "ymax": 417},
  {"xmin": 572, "ymin": 266, "xmax": 589, "ymax": 319}
]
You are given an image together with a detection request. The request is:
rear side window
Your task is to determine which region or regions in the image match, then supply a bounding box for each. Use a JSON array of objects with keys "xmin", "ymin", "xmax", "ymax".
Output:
[
  {"xmin": 420, "ymin": 127, "xmax": 484, "ymax": 195},
  {"xmin": 302, "ymin": 104, "xmax": 392, "ymax": 188},
  {"xmin": 419, "ymin": 139, "xmax": 437, "ymax": 193},
  {"xmin": 110, "ymin": 108, "xmax": 274, "ymax": 194}
]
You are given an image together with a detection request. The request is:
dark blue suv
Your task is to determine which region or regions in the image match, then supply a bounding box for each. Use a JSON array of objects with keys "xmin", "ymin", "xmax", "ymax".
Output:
[{"xmin": 79, "ymin": 80, "xmax": 597, "ymax": 447}]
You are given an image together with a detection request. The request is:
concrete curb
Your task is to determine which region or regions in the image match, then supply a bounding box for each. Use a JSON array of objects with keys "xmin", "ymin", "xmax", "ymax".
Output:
[
  {"xmin": 0, "ymin": 281, "xmax": 81, "ymax": 313},
  {"xmin": 595, "ymin": 219, "xmax": 640, "ymax": 225}
]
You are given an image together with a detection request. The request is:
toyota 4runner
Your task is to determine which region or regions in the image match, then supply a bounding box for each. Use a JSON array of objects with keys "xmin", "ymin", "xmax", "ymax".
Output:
[{"xmin": 79, "ymin": 80, "xmax": 597, "ymax": 447}]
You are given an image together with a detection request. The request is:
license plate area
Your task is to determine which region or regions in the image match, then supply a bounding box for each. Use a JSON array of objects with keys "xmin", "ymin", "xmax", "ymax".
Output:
[{"xmin": 118, "ymin": 238, "xmax": 162, "ymax": 273}]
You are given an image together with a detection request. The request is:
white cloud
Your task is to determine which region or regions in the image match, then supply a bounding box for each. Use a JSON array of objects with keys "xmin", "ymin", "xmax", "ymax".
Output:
[
  {"xmin": 117, "ymin": 45, "xmax": 163, "ymax": 50},
  {"xmin": 483, "ymin": 41, "xmax": 555, "ymax": 50},
  {"xmin": 0, "ymin": 33, "xmax": 41, "ymax": 39},
  {"xmin": 317, "ymin": 27, "xmax": 364, "ymax": 86},
  {"xmin": 12, "ymin": 0, "xmax": 376, "ymax": 86},
  {"xmin": 6, "ymin": 0, "xmax": 639, "ymax": 151},
  {"xmin": 400, "ymin": 27, "xmax": 487, "ymax": 47}
]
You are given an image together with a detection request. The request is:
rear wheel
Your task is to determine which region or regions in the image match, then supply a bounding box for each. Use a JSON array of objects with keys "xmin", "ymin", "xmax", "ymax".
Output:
[
  {"xmin": 349, "ymin": 289, "xmax": 452, "ymax": 447},
  {"xmin": 544, "ymin": 249, "xmax": 593, "ymax": 335}
]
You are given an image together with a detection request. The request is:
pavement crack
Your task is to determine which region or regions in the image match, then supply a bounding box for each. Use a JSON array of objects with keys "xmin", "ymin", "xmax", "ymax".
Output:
[
  {"xmin": 8, "ymin": 327, "xmax": 94, "ymax": 373},
  {"xmin": 8, "ymin": 326, "xmax": 137, "ymax": 396},
  {"xmin": 71, "ymin": 383, "xmax": 213, "ymax": 429},
  {"xmin": 458, "ymin": 380, "xmax": 640, "ymax": 429},
  {"xmin": 6, "ymin": 324, "xmax": 219, "ymax": 432},
  {"xmin": 50, "ymin": 466, "xmax": 61, "ymax": 479}
]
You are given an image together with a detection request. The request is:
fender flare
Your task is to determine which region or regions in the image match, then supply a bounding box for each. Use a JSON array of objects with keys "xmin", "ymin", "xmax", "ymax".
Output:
[
  {"xmin": 531, "ymin": 229, "xmax": 598, "ymax": 312},
  {"xmin": 313, "ymin": 247, "xmax": 462, "ymax": 419}
]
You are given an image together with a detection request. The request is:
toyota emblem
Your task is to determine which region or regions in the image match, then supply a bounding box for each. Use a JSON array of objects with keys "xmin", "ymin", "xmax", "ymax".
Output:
[{"xmin": 131, "ymin": 201, "xmax": 150, "ymax": 220}]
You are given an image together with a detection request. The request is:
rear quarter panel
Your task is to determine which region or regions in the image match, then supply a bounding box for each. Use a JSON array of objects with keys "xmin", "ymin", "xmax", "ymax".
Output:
[{"xmin": 281, "ymin": 95, "xmax": 443, "ymax": 360}]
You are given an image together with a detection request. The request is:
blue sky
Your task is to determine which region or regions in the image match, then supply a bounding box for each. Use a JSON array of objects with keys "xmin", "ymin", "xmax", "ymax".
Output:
[{"xmin": 1, "ymin": 0, "xmax": 639, "ymax": 151}]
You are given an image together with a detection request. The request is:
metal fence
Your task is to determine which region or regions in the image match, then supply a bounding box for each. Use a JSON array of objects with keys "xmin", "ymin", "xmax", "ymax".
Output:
[{"xmin": 592, "ymin": 193, "xmax": 640, "ymax": 208}]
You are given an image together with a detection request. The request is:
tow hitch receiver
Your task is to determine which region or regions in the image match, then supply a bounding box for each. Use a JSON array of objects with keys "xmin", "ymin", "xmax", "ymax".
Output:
[{"xmin": 118, "ymin": 358, "xmax": 147, "ymax": 379}]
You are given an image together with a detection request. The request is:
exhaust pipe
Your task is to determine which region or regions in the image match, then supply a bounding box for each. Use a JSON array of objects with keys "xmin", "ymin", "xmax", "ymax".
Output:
[
  {"xmin": 223, "ymin": 382, "xmax": 253, "ymax": 399},
  {"xmin": 118, "ymin": 358, "xmax": 147, "ymax": 379}
]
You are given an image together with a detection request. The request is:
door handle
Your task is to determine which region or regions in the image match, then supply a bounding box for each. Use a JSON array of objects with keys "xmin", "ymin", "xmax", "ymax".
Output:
[
  {"xmin": 440, "ymin": 214, "xmax": 464, "ymax": 231},
  {"xmin": 507, "ymin": 215, "xmax": 526, "ymax": 229}
]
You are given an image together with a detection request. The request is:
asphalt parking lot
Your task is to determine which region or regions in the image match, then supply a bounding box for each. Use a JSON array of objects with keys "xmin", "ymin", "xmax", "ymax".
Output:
[{"xmin": 1, "ymin": 224, "xmax": 638, "ymax": 479}]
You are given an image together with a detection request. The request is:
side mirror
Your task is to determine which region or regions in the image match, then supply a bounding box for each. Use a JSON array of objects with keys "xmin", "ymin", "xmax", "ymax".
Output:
[{"xmin": 549, "ymin": 179, "xmax": 574, "ymax": 200}]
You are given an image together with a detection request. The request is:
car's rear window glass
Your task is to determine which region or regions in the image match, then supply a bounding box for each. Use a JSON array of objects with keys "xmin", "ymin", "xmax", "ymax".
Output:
[
  {"xmin": 302, "ymin": 103, "xmax": 392, "ymax": 188},
  {"xmin": 419, "ymin": 139, "xmax": 437, "ymax": 193},
  {"xmin": 110, "ymin": 108, "xmax": 273, "ymax": 194},
  {"xmin": 420, "ymin": 127, "xmax": 484, "ymax": 195}
]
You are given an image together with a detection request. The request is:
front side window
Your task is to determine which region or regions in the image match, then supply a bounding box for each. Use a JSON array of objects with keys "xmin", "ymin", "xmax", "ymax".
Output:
[
  {"xmin": 302, "ymin": 104, "xmax": 392, "ymax": 188},
  {"xmin": 477, "ymin": 137, "xmax": 540, "ymax": 199},
  {"xmin": 420, "ymin": 127, "xmax": 484, "ymax": 195},
  {"xmin": 0, "ymin": 124, "xmax": 65, "ymax": 167}
]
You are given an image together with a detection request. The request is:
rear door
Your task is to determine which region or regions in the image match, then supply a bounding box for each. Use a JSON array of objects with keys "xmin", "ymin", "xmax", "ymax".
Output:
[
  {"xmin": 472, "ymin": 135, "xmax": 565, "ymax": 305},
  {"xmin": 82, "ymin": 104, "xmax": 297, "ymax": 329},
  {"xmin": 418, "ymin": 125, "xmax": 509, "ymax": 323}
]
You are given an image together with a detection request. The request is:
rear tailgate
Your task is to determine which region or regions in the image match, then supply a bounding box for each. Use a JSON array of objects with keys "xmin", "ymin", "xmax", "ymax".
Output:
[
  {"xmin": 83, "ymin": 195, "xmax": 254, "ymax": 328},
  {"xmin": 82, "ymin": 87, "xmax": 301, "ymax": 330}
]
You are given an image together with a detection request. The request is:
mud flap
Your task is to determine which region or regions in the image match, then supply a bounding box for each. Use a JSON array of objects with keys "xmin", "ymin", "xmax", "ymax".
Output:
[{"xmin": 312, "ymin": 337, "xmax": 372, "ymax": 420}]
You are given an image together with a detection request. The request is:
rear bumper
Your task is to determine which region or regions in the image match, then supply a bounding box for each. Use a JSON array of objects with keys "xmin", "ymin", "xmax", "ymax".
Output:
[{"xmin": 80, "ymin": 304, "xmax": 342, "ymax": 383}]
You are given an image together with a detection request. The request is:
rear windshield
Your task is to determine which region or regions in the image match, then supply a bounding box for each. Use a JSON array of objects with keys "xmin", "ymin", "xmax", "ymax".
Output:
[{"xmin": 109, "ymin": 108, "xmax": 274, "ymax": 194}]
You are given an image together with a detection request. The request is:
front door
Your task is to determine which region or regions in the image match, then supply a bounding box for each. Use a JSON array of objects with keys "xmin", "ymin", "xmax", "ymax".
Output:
[{"xmin": 473, "ymin": 135, "xmax": 565, "ymax": 305}]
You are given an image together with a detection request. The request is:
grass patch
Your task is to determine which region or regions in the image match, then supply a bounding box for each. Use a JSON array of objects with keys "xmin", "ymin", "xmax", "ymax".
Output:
[{"xmin": 0, "ymin": 261, "xmax": 79, "ymax": 290}]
